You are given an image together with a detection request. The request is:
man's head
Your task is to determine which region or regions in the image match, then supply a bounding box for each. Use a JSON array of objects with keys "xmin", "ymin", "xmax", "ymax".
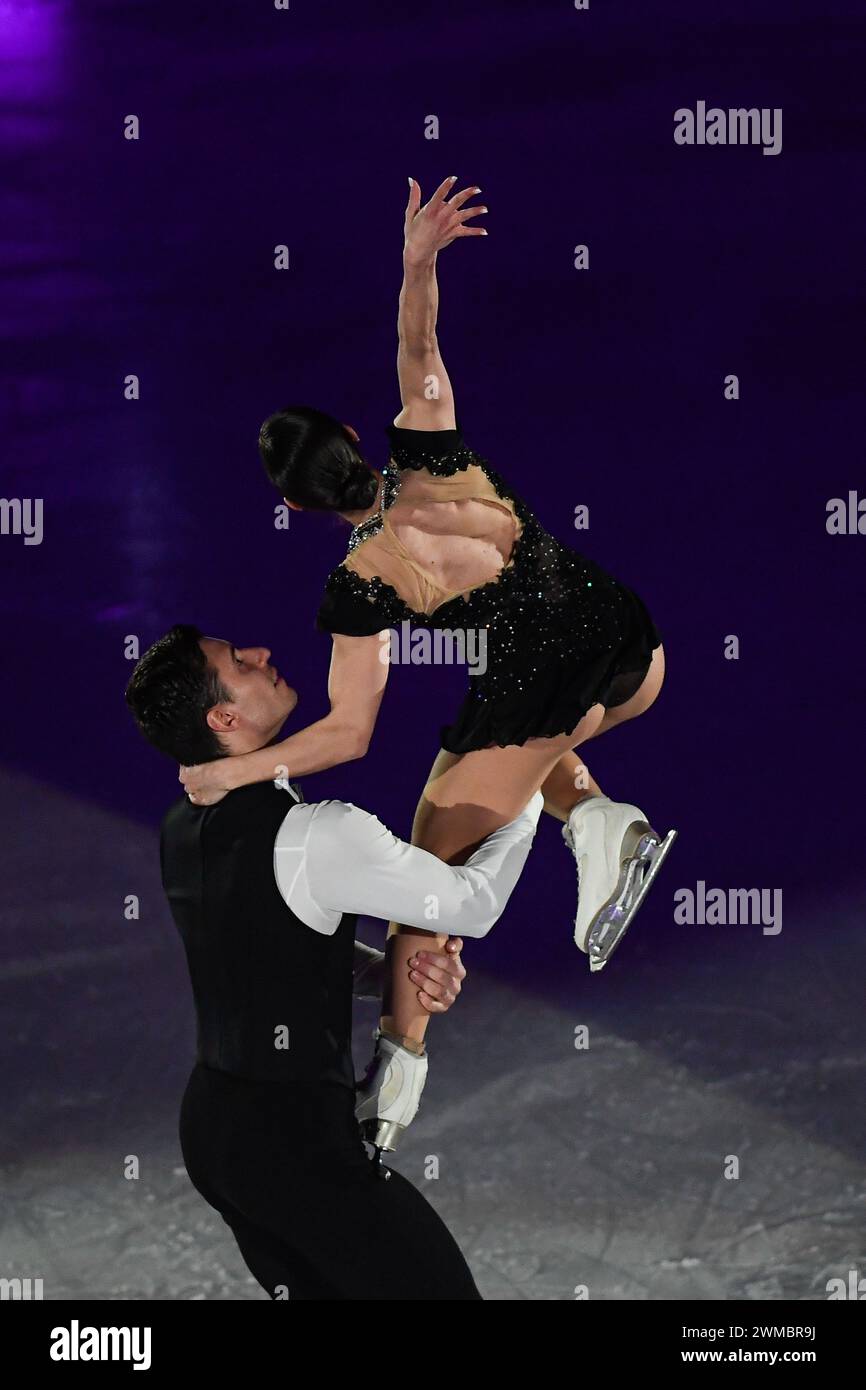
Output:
[{"xmin": 125, "ymin": 624, "xmax": 298, "ymax": 764}]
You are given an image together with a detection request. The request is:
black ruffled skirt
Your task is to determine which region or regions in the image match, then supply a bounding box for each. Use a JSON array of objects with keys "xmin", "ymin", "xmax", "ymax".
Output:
[{"xmin": 439, "ymin": 554, "xmax": 663, "ymax": 755}]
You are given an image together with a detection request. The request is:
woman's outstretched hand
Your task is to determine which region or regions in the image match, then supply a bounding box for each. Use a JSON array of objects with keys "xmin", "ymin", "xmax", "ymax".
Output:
[{"xmin": 404, "ymin": 175, "xmax": 487, "ymax": 264}]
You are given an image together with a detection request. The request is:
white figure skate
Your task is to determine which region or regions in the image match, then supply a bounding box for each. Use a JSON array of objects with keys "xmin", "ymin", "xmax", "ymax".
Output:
[
  {"xmin": 563, "ymin": 795, "xmax": 677, "ymax": 972},
  {"xmin": 355, "ymin": 1030, "xmax": 429, "ymax": 1154}
]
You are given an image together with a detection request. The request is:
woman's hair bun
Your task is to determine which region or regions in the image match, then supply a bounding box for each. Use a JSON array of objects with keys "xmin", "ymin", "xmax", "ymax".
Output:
[
  {"xmin": 258, "ymin": 404, "xmax": 378, "ymax": 513},
  {"xmin": 337, "ymin": 469, "xmax": 379, "ymax": 512}
]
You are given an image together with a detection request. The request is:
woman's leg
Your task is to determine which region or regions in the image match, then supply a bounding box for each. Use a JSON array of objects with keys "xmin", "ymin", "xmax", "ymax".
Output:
[
  {"xmin": 500, "ymin": 646, "xmax": 666, "ymax": 824},
  {"xmin": 379, "ymin": 704, "xmax": 607, "ymax": 1045},
  {"xmin": 381, "ymin": 645, "xmax": 668, "ymax": 1042},
  {"xmin": 540, "ymin": 752, "xmax": 603, "ymax": 822}
]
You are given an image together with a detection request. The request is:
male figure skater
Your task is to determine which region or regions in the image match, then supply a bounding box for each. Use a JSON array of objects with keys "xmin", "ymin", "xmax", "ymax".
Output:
[{"xmin": 126, "ymin": 624, "xmax": 543, "ymax": 1300}]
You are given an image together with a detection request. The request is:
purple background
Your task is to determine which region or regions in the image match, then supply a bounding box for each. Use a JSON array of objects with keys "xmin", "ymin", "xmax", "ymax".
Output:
[{"xmin": 2, "ymin": 0, "xmax": 864, "ymax": 998}]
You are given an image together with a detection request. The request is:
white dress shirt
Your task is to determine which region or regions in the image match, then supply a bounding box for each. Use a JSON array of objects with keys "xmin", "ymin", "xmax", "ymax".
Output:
[{"xmin": 271, "ymin": 784, "xmax": 544, "ymax": 941}]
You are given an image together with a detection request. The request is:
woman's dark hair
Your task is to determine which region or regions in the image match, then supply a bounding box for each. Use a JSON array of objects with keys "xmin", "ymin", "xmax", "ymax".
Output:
[
  {"xmin": 258, "ymin": 405, "xmax": 379, "ymax": 512},
  {"xmin": 125, "ymin": 624, "xmax": 231, "ymax": 765}
]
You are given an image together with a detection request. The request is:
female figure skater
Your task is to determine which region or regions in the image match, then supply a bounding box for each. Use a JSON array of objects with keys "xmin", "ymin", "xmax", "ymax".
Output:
[{"xmin": 181, "ymin": 175, "xmax": 676, "ymax": 1141}]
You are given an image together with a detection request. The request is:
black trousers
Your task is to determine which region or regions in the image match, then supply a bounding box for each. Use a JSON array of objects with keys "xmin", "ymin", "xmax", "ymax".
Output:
[{"xmin": 179, "ymin": 1062, "xmax": 482, "ymax": 1300}]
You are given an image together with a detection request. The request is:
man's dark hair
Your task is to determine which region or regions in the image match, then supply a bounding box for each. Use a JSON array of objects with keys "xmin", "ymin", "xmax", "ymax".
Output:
[{"xmin": 125, "ymin": 624, "xmax": 231, "ymax": 765}]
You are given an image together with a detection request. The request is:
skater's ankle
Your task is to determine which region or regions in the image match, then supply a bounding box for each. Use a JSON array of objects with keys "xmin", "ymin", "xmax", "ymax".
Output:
[{"xmin": 378, "ymin": 1024, "xmax": 426, "ymax": 1057}]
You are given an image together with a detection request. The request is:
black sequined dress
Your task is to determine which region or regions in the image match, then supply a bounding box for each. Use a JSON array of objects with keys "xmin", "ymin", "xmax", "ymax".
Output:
[{"xmin": 316, "ymin": 424, "xmax": 663, "ymax": 754}]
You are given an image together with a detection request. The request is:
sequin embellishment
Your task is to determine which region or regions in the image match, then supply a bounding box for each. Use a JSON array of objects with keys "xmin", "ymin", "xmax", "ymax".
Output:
[{"xmin": 323, "ymin": 433, "xmax": 659, "ymax": 748}]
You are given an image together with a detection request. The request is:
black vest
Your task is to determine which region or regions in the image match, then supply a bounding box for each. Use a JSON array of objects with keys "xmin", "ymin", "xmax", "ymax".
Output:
[{"xmin": 160, "ymin": 782, "xmax": 358, "ymax": 1090}]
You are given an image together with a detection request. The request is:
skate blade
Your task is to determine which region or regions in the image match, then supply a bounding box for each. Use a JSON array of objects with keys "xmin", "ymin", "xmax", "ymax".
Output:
[
  {"xmin": 360, "ymin": 1117, "xmax": 404, "ymax": 1153},
  {"xmin": 584, "ymin": 828, "xmax": 678, "ymax": 972}
]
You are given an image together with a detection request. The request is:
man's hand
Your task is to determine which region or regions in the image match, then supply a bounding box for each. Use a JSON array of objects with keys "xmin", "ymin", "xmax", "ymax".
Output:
[
  {"xmin": 404, "ymin": 176, "xmax": 487, "ymax": 266},
  {"xmin": 409, "ymin": 937, "xmax": 466, "ymax": 1013}
]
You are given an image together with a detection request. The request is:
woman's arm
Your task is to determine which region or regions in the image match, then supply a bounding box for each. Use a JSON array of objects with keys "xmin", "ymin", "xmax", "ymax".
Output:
[
  {"xmin": 394, "ymin": 175, "xmax": 487, "ymax": 431},
  {"xmin": 180, "ymin": 632, "xmax": 389, "ymax": 798}
]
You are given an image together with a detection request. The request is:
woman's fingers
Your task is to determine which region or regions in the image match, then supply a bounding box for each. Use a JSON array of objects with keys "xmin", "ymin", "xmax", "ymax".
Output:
[
  {"xmin": 429, "ymin": 174, "xmax": 458, "ymax": 204},
  {"xmin": 441, "ymin": 203, "xmax": 488, "ymax": 247},
  {"xmin": 179, "ymin": 762, "xmax": 213, "ymax": 795},
  {"xmin": 404, "ymin": 176, "xmax": 488, "ymax": 255},
  {"xmin": 405, "ymin": 177, "xmax": 422, "ymax": 221},
  {"xmin": 445, "ymin": 183, "xmax": 482, "ymax": 210},
  {"xmin": 452, "ymin": 204, "xmax": 487, "ymax": 224}
]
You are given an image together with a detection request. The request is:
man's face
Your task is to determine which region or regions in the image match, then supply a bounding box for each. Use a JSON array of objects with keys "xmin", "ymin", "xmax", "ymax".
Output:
[{"xmin": 200, "ymin": 639, "xmax": 298, "ymax": 751}]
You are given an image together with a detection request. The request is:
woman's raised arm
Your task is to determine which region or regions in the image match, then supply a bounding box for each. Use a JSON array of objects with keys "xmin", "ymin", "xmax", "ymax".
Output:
[{"xmin": 394, "ymin": 175, "xmax": 487, "ymax": 431}]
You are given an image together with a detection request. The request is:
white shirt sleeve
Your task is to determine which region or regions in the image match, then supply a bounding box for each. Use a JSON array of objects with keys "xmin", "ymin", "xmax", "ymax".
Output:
[
  {"xmin": 273, "ymin": 801, "xmax": 342, "ymax": 935},
  {"xmin": 302, "ymin": 792, "xmax": 544, "ymax": 938}
]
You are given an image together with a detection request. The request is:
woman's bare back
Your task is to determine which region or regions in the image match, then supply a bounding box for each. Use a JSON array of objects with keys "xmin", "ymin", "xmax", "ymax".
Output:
[
  {"xmin": 344, "ymin": 463, "xmax": 523, "ymax": 614},
  {"xmin": 386, "ymin": 495, "xmax": 517, "ymax": 597}
]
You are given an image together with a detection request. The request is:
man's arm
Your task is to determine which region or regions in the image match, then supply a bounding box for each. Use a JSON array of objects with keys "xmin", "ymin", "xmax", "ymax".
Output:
[
  {"xmin": 307, "ymin": 793, "xmax": 544, "ymax": 939},
  {"xmin": 393, "ymin": 176, "xmax": 487, "ymax": 432}
]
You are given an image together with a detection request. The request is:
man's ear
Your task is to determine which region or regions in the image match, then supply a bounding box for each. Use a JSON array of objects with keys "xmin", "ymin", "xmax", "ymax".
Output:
[
  {"xmin": 205, "ymin": 705, "xmax": 239, "ymax": 735},
  {"xmin": 284, "ymin": 496, "xmax": 303, "ymax": 512}
]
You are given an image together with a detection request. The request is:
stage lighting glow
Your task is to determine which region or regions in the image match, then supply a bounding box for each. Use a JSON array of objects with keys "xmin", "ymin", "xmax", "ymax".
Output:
[{"xmin": 0, "ymin": 0, "xmax": 68, "ymax": 100}]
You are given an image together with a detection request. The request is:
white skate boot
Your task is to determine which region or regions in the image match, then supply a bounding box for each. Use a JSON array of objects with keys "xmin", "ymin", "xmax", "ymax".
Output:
[
  {"xmin": 354, "ymin": 1030, "xmax": 429, "ymax": 1154},
  {"xmin": 563, "ymin": 795, "xmax": 677, "ymax": 972}
]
